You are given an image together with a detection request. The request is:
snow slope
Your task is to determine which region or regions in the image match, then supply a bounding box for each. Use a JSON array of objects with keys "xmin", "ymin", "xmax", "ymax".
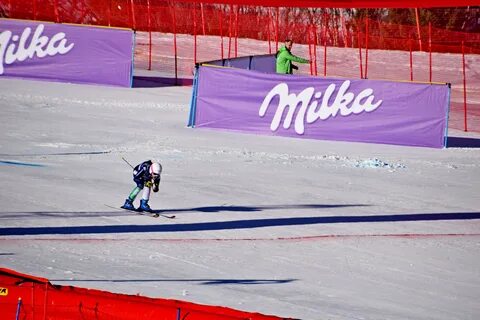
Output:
[{"xmin": 0, "ymin": 71, "xmax": 480, "ymax": 319}]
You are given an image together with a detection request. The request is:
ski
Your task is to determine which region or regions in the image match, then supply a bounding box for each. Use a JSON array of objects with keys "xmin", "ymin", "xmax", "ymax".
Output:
[{"xmin": 104, "ymin": 204, "xmax": 175, "ymax": 219}]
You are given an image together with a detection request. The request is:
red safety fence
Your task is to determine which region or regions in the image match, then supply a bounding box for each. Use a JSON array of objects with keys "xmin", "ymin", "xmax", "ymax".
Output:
[
  {"xmin": 0, "ymin": 267, "xmax": 293, "ymax": 320},
  {"xmin": 4, "ymin": 2, "xmax": 479, "ymax": 53},
  {"xmin": 1, "ymin": 2, "xmax": 479, "ymax": 132}
]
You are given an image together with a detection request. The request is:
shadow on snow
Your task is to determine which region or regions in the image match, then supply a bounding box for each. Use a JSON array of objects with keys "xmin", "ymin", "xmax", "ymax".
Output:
[
  {"xmin": 132, "ymin": 76, "xmax": 193, "ymax": 88},
  {"xmin": 447, "ymin": 136, "xmax": 480, "ymax": 148},
  {"xmin": 1, "ymin": 211, "xmax": 479, "ymax": 236},
  {"xmin": 50, "ymin": 278, "xmax": 296, "ymax": 286},
  {"xmin": 0, "ymin": 204, "xmax": 366, "ymax": 219}
]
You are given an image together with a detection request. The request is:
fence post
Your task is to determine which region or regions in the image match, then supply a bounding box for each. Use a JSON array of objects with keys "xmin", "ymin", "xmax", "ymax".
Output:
[
  {"xmin": 308, "ymin": 25, "xmax": 313, "ymax": 75},
  {"xmin": 322, "ymin": 20, "xmax": 326, "ymax": 77},
  {"xmin": 194, "ymin": 3, "xmax": 197, "ymax": 64},
  {"xmin": 129, "ymin": 0, "xmax": 136, "ymax": 30},
  {"xmin": 107, "ymin": 0, "xmax": 111, "ymax": 26},
  {"xmin": 147, "ymin": 0, "xmax": 152, "ymax": 71},
  {"xmin": 267, "ymin": 8, "xmax": 271, "ymax": 54},
  {"xmin": 53, "ymin": 0, "xmax": 59, "ymax": 23},
  {"xmin": 429, "ymin": 22, "xmax": 432, "ymax": 82},
  {"xmin": 228, "ymin": 4, "xmax": 232, "ymax": 59},
  {"xmin": 365, "ymin": 16, "xmax": 369, "ymax": 79},
  {"xmin": 172, "ymin": 3, "xmax": 178, "ymax": 84},
  {"xmin": 201, "ymin": 3, "xmax": 206, "ymax": 36},
  {"xmin": 235, "ymin": 5, "xmax": 239, "ymax": 58},
  {"xmin": 415, "ymin": 8, "xmax": 422, "ymax": 51},
  {"xmin": 313, "ymin": 23, "xmax": 318, "ymax": 76},
  {"xmin": 462, "ymin": 41, "xmax": 468, "ymax": 132},
  {"xmin": 341, "ymin": 11, "xmax": 347, "ymax": 48},
  {"xmin": 219, "ymin": 7, "xmax": 223, "ymax": 59},
  {"xmin": 275, "ymin": 7, "xmax": 279, "ymax": 52},
  {"xmin": 409, "ymin": 37, "xmax": 413, "ymax": 81},
  {"xmin": 358, "ymin": 26, "xmax": 363, "ymax": 79}
]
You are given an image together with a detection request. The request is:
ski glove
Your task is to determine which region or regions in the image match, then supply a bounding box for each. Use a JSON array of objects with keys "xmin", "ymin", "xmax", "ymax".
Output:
[
  {"xmin": 152, "ymin": 176, "xmax": 160, "ymax": 192},
  {"xmin": 145, "ymin": 180, "xmax": 153, "ymax": 188}
]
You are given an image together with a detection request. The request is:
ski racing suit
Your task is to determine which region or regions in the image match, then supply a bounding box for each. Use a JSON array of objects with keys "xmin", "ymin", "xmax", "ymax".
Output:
[{"xmin": 122, "ymin": 160, "xmax": 161, "ymax": 211}]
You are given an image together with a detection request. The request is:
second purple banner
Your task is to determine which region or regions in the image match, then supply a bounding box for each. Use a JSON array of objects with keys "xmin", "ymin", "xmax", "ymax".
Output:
[{"xmin": 190, "ymin": 66, "xmax": 450, "ymax": 148}]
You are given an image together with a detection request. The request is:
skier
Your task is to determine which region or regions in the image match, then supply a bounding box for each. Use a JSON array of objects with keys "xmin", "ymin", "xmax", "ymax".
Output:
[{"xmin": 121, "ymin": 160, "xmax": 161, "ymax": 212}]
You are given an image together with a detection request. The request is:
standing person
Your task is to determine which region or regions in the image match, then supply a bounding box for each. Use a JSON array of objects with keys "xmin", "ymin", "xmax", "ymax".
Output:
[
  {"xmin": 276, "ymin": 39, "xmax": 310, "ymax": 74},
  {"xmin": 121, "ymin": 160, "xmax": 161, "ymax": 212}
]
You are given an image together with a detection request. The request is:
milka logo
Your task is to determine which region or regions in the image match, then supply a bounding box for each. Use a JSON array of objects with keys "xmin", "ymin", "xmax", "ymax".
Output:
[
  {"xmin": 0, "ymin": 24, "xmax": 74, "ymax": 74},
  {"xmin": 259, "ymin": 81, "xmax": 383, "ymax": 134}
]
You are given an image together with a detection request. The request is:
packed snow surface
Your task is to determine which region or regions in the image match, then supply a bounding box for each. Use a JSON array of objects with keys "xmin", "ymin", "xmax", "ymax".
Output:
[{"xmin": 1, "ymin": 72, "xmax": 480, "ymax": 320}]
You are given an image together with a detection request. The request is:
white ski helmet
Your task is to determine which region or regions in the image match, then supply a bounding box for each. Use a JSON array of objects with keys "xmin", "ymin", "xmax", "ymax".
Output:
[{"xmin": 150, "ymin": 162, "xmax": 162, "ymax": 176}]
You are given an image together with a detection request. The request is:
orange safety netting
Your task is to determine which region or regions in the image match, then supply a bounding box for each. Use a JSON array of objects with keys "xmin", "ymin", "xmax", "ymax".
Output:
[
  {"xmin": 0, "ymin": 268, "xmax": 290, "ymax": 320},
  {"xmin": 1, "ymin": 1, "xmax": 479, "ymax": 132},
  {"xmin": 3, "ymin": 2, "xmax": 479, "ymax": 53}
]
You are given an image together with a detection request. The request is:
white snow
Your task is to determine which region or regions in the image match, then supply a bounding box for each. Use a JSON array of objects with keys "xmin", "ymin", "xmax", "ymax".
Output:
[{"xmin": 1, "ymin": 42, "xmax": 480, "ymax": 320}]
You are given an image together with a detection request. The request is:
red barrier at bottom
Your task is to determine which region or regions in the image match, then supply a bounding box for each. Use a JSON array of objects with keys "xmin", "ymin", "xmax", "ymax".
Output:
[{"xmin": 0, "ymin": 268, "xmax": 294, "ymax": 320}]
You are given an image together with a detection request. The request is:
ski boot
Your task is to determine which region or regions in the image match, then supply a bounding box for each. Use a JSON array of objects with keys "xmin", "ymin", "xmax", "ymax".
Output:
[
  {"xmin": 121, "ymin": 198, "xmax": 135, "ymax": 211},
  {"xmin": 139, "ymin": 199, "xmax": 152, "ymax": 212}
]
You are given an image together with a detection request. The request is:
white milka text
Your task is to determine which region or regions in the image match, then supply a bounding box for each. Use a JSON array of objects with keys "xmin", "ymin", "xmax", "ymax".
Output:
[
  {"xmin": 0, "ymin": 24, "xmax": 74, "ymax": 74},
  {"xmin": 259, "ymin": 81, "xmax": 383, "ymax": 134}
]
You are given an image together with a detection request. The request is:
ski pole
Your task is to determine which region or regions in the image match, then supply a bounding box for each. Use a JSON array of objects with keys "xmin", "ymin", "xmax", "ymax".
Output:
[{"xmin": 122, "ymin": 157, "xmax": 134, "ymax": 169}]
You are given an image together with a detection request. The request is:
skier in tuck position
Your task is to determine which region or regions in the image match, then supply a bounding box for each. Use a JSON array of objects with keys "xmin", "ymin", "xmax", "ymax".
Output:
[{"xmin": 121, "ymin": 160, "xmax": 161, "ymax": 212}]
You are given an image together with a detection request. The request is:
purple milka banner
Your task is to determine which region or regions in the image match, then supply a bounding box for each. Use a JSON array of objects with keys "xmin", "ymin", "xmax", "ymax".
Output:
[
  {"xmin": 191, "ymin": 66, "xmax": 450, "ymax": 148},
  {"xmin": 0, "ymin": 19, "xmax": 134, "ymax": 87}
]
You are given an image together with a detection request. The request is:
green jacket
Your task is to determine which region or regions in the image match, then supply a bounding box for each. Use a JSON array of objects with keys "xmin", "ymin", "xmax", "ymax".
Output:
[{"xmin": 275, "ymin": 46, "xmax": 309, "ymax": 74}]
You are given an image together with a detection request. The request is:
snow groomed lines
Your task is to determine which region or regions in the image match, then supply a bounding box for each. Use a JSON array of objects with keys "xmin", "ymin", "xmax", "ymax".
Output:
[{"xmin": 1, "ymin": 233, "xmax": 479, "ymax": 242}]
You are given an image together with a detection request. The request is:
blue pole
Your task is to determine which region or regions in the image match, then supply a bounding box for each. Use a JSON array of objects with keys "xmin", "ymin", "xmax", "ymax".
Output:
[
  {"xmin": 444, "ymin": 83, "xmax": 451, "ymax": 148},
  {"xmin": 15, "ymin": 298, "xmax": 22, "ymax": 320},
  {"xmin": 130, "ymin": 31, "xmax": 136, "ymax": 88},
  {"xmin": 188, "ymin": 65, "xmax": 200, "ymax": 127}
]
